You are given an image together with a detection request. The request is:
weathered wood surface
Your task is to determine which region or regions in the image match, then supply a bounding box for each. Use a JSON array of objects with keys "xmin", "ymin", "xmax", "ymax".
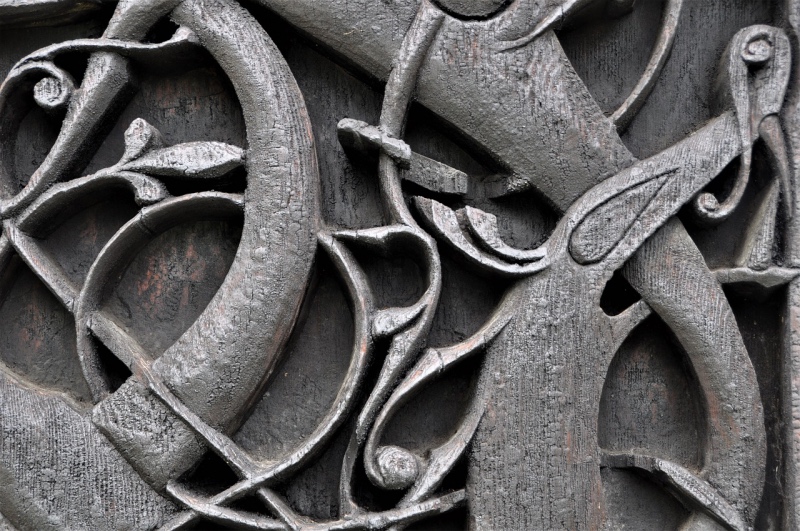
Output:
[{"xmin": 0, "ymin": 0, "xmax": 797, "ymax": 529}]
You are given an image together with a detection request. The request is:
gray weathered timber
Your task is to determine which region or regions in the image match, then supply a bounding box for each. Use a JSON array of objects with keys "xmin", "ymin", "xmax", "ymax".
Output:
[
  {"xmin": 0, "ymin": 0, "xmax": 798, "ymax": 529},
  {"xmin": 91, "ymin": 0, "xmax": 320, "ymax": 490}
]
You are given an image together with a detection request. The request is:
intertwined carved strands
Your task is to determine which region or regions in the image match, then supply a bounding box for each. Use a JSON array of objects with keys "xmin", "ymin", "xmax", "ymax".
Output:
[{"xmin": 0, "ymin": 0, "xmax": 797, "ymax": 529}]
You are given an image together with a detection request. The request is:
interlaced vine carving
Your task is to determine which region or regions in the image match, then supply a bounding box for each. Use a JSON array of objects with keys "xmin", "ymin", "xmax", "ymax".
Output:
[{"xmin": 0, "ymin": 0, "xmax": 797, "ymax": 529}]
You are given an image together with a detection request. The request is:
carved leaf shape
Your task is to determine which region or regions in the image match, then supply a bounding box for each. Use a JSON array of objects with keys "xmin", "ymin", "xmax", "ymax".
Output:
[
  {"xmin": 414, "ymin": 197, "xmax": 549, "ymax": 277},
  {"xmin": 121, "ymin": 118, "xmax": 165, "ymax": 163},
  {"xmin": 122, "ymin": 142, "xmax": 245, "ymax": 179},
  {"xmin": 569, "ymin": 172, "xmax": 670, "ymax": 265}
]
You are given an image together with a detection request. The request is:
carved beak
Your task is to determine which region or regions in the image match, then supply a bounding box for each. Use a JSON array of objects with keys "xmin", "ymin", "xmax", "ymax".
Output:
[
  {"xmin": 759, "ymin": 114, "xmax": 793, "ymax": 219},
  {"xmin": 747, "ymin": 26, "xmax": 793, "ymax": 220}
]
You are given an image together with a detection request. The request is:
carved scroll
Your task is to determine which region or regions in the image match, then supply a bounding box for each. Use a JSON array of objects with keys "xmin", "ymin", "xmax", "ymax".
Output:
[{"xmin": 0, "ymin": 0, "xmax": 797, "ymax": 529}]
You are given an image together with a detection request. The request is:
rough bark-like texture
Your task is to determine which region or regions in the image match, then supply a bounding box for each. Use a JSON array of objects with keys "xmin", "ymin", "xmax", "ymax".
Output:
[{"xmin": 0, "ymin": 0, "xmax": 797, "ymax": 529}]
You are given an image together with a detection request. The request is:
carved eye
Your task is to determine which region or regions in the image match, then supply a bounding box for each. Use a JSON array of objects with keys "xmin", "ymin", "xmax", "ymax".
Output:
[{"xmin": 741, "ymin": 31, "xmax": 774, "ymax": 66}]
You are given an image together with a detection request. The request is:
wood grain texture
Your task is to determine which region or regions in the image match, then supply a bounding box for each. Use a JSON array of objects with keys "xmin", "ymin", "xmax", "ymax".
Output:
[{"xmin": 0, "ymin": 0, "xmax": 797, "ymax": 529}]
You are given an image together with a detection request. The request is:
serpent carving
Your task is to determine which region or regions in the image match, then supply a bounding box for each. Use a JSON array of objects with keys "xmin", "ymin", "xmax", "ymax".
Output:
[{"xmin": 0, "ymin": 0, "xmax": 795, "ymax": 529}]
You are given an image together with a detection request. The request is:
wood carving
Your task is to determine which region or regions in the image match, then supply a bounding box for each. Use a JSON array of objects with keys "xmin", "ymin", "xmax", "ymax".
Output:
[{"xmin": 0, "ymin": 0, "xmax": 798, "ymax": 529}]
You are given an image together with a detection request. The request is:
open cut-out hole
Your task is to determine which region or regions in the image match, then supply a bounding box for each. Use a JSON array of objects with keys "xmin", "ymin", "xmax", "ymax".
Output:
[{"xmin": 600, "ymin": 268, "xmax": 642, "ymax": 316}]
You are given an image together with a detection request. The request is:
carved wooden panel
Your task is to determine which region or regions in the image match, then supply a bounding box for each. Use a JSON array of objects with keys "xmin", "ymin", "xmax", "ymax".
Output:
[{"xmin": 0, "ymin": 0, "xmax": 798, "ymax": 529}]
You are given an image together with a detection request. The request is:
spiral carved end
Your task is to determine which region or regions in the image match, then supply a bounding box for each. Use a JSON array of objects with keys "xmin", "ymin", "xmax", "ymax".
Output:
[{"xmin": 375, "ymin": 445, "xmax": 420, "ymax": 490}]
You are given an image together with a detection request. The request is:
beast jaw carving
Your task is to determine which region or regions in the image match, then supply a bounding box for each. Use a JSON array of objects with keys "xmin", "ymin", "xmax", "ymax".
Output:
[{"xmin": 0, "ymin": 0, "xmax": 796, "ymax": 530}]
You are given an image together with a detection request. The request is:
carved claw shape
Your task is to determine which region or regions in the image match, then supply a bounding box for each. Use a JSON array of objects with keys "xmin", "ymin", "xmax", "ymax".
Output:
[
  {"xmin": 461, "ymin": 205, "xmax": 547, "ymax": 263},
  {"xmin": 413, "ymin": 197, "xmax": 549, "ymax": 278},
  {"xmin": 499, "ymin": 0, "xmax": 600, "ymax": 51},
  {"xmin": 602, "ymin": 452, "xmax": 747, "ymax": 531}
]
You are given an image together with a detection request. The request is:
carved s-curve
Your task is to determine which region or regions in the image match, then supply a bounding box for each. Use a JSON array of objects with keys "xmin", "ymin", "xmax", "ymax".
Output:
[
  {"xmin": 91, "ymin": 0, "xmax": 320, "ymax": 490},
  {"xmin": 624, "ymin": 220, "xmax": 766, "ymax": 526}
]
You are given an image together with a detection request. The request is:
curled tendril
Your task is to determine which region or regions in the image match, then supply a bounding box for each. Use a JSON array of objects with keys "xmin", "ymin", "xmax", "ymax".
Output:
[
  {"xmin": 0, "ymin": 61, "xmax": 75, "ymax": 112},
  {"xmin": 0, "ymin": 26, "xmax": 199, "ymax": 219},
  {"xmin": 692, "ymin": 25, "xmax": 790, "ymax": 225},
  {"xmin": 341, "ymin": 0, "xmax": 447, "ymax": 506}
]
